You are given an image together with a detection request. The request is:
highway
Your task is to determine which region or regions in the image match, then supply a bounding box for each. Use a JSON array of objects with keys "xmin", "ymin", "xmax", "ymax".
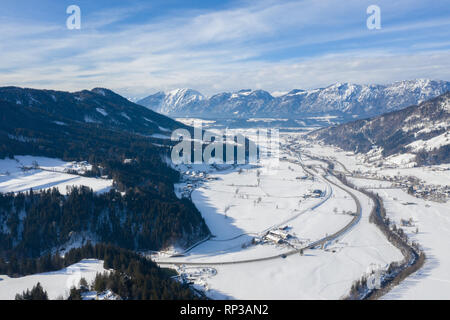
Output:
[{"xmin": 156, "ymin": 150, "xmax": 363, "ymax": 267}]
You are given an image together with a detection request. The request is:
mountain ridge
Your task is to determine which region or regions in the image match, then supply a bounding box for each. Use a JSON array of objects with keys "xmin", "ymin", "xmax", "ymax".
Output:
[
  {"xmin": 308, "ymin": 91, "xmax": 450, "ymax": 166},
  {"xmin": 137, "ymin": 79, "xmax": 450, "ymax": 119}
]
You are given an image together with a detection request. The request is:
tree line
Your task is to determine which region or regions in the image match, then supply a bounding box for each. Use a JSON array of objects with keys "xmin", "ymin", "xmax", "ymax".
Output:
[
  {"xmin": 0, "ymin": 186, "xmax": 209, "ymax": 259},
  {"xmin": 6, "ymin": 243, "xmax": 198, "ymax": 300}
]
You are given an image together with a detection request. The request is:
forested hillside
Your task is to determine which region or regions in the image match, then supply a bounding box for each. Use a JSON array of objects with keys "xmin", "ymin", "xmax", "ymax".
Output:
[
  {"xmin": 0, "ymin": 243, "xmax": 197, "ymax": 300},
  {"xmin": 0, "ymin": 87, "xmax": 210, "ymax": 259},
  {"xmin": 309, "ymin": 92, "xmax": 450, "ymax": 165}
]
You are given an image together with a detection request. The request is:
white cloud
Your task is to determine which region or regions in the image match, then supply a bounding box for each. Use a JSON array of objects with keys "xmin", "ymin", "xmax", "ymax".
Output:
[{"xmin": 0, "ymin": 0, "xmax": 449, "ymax": 96}]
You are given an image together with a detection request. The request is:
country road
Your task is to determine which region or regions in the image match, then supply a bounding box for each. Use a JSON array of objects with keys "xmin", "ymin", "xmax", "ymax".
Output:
[{"xmin": 156, "ymin": 154, "xmax": 363, "ymax": 266}]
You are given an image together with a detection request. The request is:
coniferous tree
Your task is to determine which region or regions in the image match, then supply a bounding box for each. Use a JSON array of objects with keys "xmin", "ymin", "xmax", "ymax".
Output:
[{"xmin": 15, "ymin": 282, "xmax": 48, "ymax": 300}]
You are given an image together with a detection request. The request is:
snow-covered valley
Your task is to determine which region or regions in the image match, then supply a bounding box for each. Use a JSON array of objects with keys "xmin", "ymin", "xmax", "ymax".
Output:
[
  {"xmin": 0, "ymin": 128, "xmax": 448, "ymax": 300},
  {"xmin": 347, "ymin": 177, "xmax": 450, "ymax": 299},
  {"xmin": 153, "ymin": 131, "xmax": 414, "ymax": 299}
]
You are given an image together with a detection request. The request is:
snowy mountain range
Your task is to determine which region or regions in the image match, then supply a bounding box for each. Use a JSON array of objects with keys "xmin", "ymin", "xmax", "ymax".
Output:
[
  {"xmin": 309, "ymin": 92, "xmax": 450, "ymax": 166},
  {"xmin": 137, "ymin": 80, "xmax": 450, "ymax": 119}
]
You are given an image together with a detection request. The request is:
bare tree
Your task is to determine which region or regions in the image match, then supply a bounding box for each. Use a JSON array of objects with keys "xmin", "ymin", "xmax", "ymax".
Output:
[{"xmin": 32, "ymin": 160, "xmax": 39, "ymax": 169}]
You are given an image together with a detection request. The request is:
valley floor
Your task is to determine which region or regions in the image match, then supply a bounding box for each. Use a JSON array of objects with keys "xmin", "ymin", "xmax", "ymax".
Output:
[
  {"xmin": 1, "ymin": 132, "xmax": 447, "ymax": 299},
  {"xmin": 155, "ymin": 132, "xmax": 405, "ymax": 299}
]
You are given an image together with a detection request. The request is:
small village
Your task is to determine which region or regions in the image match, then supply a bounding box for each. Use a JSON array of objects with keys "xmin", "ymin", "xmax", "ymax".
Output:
[{"xmin": 351, "ymin": 169, "xmax": 450, "ymax": 203}]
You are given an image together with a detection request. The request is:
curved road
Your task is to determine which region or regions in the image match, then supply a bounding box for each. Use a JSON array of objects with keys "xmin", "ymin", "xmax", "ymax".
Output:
[{"xmin": 157, "ymin": 156, "xmax": 362, "ymax": 266}]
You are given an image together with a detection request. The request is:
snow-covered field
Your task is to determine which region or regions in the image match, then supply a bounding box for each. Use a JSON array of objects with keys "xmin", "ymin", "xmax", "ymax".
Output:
[
  {"xmin": 301, "ymin": 139, "xmax": 450, "ymax": 187},
  {"xmin": 166, "ymin": 160, "xmax": 355, "ymax": 263},
  {"xmin": 200, "ymin": 178, "xmax": 402, "ymax": 299},
  {"xmin": 300, "ymin": 135, "xmax": 450, "ymax": 299},
  {"xmin": 155, "ymin": 132, "xmax": 404, "ymax": 299},
  {"xmin": 0, "ymin": 156, "xmax": 113, "ymax": 194},
  {"xmin": 348, "ymin": 177, "xmax": 450, "ymax": 299},
  {"xmin": 0, "ymin": 259, "xmax": 106, "ymax": 300},
  {"xmin": 192, "ymin": 161, "xmax": 328, "ymax": 238},
  {"xmin": 381, "ymin": 189, "xmax": 450, "ymax": 299}
]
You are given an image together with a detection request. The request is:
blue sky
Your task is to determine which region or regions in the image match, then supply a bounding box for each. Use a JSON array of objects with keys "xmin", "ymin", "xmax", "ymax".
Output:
[{"xmin": 1, "ymin": 0, "xmax": 449, "ymax": 97}]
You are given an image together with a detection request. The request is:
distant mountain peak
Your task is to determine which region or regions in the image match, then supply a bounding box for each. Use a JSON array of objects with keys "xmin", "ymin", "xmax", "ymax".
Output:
[
  {"xmin": 166, "ymin": 88, "xmax": 203, "ymax": 96},
  {"xmin": 137, "ymin": 88, "xmax": 205, "ymax": 114}
]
